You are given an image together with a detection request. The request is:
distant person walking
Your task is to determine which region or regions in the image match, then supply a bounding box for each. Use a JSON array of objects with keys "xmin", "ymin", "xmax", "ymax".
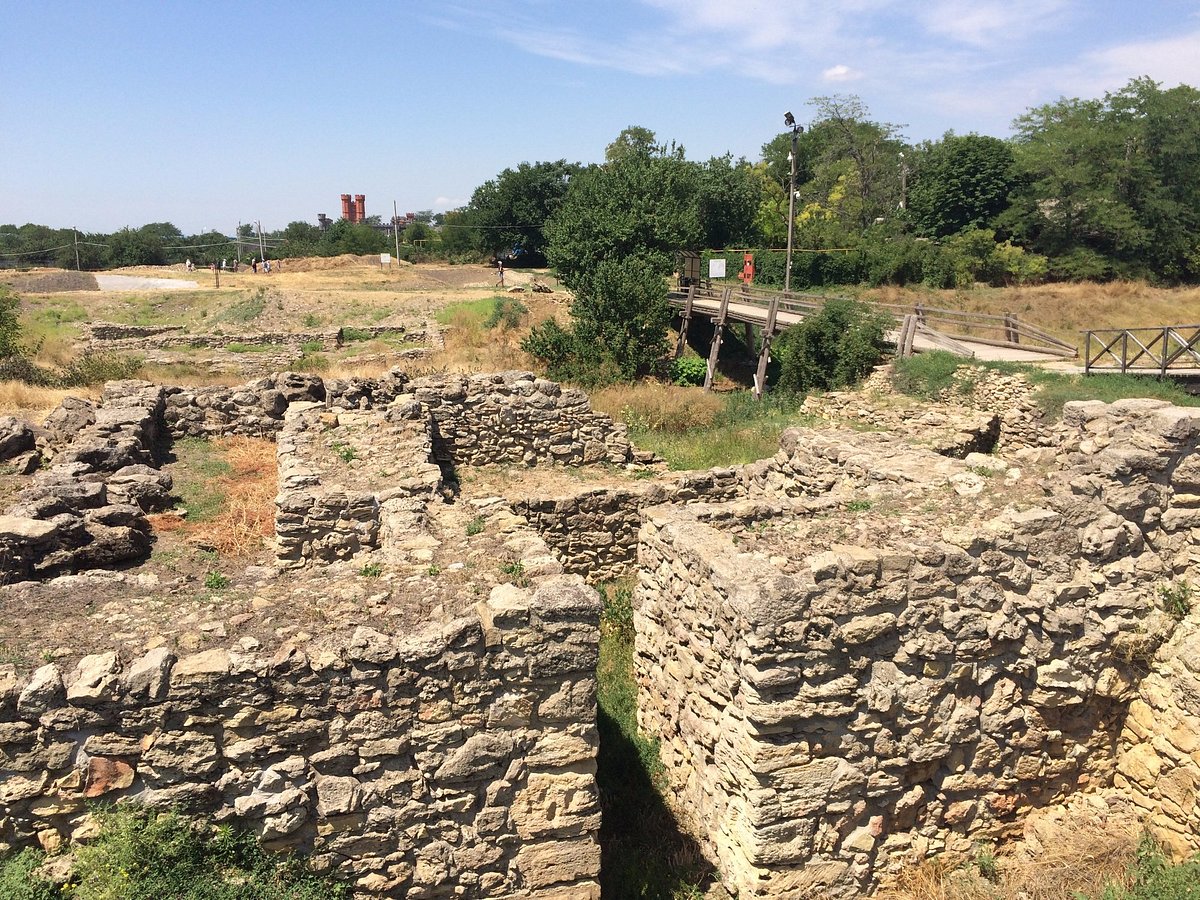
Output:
[
  {"xmin": 252, "ymin": 258, "xmax": 259, "ymax": 274},
  {"xmin": 185, "ymin": 258, "xmax": 193, "ymax": 272},
  {"xmin": 496, "ymin": 260, "xmax": 505, "ymax": 288},
  {"xmin": 264, "ymin": 259, "xmax": 271, "ymax": 274}
]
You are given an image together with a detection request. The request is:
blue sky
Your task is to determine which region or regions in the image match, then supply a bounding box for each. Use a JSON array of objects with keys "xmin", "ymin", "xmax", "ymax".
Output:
[{"xmin": 2, "ymin": 0, "xmax": 1198, "ymax": 235}]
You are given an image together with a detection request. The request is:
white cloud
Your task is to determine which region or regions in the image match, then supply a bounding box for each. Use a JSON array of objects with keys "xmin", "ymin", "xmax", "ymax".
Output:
[
  {"xmin": 433, "ymin": 196, "xmax": 468, "ymax": 211},
  {"xmin": 917, "ymin": 0, "xmax": 1072, "ymax": 45},
  {"xmin": 822, "ymin": 64, "xmax": 862, "ymax": 82}
]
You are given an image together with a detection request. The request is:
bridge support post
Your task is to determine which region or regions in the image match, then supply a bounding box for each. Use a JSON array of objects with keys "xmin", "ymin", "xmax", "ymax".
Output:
[
  {"xmin": 1085, "ymin": 331, "xmax": 1092, "ymax": 374},
  {"xmin": 753, "ymin": 295, "xmax": 781, "ymax": 399},
  {"xmin": 898, "ymin": 315, "xmax": 917, "ymax": 358},
  {"xmin": 673, "ymin": 285, "xmax": 696, "ymax": 359},
  {"xmin": 1161, "ymin": 327, "xmax": 1170, "ymax": 379},
  {"xmin": 1004, "ymin": 313, "xmax": 1019, "ymax": 345},
  {"xmin": 704, "ymin": 287, "xmax": 732, "ymax": 391}
]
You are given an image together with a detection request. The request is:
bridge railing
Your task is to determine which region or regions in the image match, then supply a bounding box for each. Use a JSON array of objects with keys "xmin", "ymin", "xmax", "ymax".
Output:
[
  {"xmin": 668, "ymin": 284, "xmax": 1077, "ymax": 358},
  {"xmin": 1083, "ymin": 325, "xmax": 1200, "ymax": 374}
]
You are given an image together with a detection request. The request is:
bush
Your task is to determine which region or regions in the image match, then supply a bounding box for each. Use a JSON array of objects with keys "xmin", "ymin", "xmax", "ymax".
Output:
[
  {"xmin": 772, "ymin": 298, "xmax": 890, "ymax": 394},
  {"xmin": 0, "ymin": 848, "xmax": 58, "ymax": 899},
  {"xmin": 669, "ymin": 355, "xmax": 707, "ymax": 386},
  {"xmin": 69, "ymin": 806, "xmax": 349, "ymax": 899},
  {"xmin": 483, "ymin": 297, "xmax": 527, "ymax": 330}
]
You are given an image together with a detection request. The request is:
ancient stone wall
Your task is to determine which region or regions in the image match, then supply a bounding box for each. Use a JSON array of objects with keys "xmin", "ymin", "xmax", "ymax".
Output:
[
  {"xmin": 634, "ymin": 406, "xmax": 1194, "ymax": 898},
  {"xmin": 407, "ymin": 372, "xmax": 631, "ymax": 468},
  {"xmin": 0, "ymin": 575, "xmax": 602, "ymax": 898},
  {"xmin": 274, "ymin": 400, "xmax": 443, "ymax": 569},
  {"xmin": 1116, "ymin": 614, "xmax": 1200, "ymax": 858},
  {"xmin": 0, "ymin": 381, "xmax": 170, "ymax": 580}
]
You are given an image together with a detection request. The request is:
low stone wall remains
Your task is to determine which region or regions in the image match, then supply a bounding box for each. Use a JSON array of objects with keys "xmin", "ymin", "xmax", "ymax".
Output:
[
  {"xmin": 0, "ymin": 575, "xmax": 602, "ymax": 897},
  {"xmin": 634, "ymin": 401, "xmax": 1198, "ymax": 898}
]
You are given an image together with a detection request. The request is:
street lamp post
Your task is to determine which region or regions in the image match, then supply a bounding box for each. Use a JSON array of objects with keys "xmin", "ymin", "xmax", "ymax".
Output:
[{"xmin": 783, "ymin": 112, "xmax": 804, "ymax": 293}]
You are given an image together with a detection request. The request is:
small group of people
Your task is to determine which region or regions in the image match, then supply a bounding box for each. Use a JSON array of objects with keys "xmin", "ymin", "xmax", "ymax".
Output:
[
  {"xmin": 251, "ymin": 258, "xmax": 271, "ymax": 273},
  {"xmin": 185, "ymin": 257, "xmax": 241, "ymax": 273}
]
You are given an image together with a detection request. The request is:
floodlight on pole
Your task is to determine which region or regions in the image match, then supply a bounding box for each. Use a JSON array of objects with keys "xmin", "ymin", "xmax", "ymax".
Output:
[{"xmin": 784, "ymin": 112, "xmax": 804, "ymax": 293}]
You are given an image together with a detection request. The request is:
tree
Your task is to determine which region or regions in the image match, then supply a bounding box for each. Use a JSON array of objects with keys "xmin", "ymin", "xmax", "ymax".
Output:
[
  {"xmin": 1000, "ymin": 77, "xmax": 1200, "ymax": 281},
  {"xmin": 107, "ymin": 227, "xmax": 166, "ymax": 267},
  {"xmin": 804, "ymin": 96, "xmax": 907, "ymax": 232},
  {"xmin": 465, "ymin": 159, "xmax": 582, "ymax": 263},
  {"xmin": 280, "ymin": 221, "xmax": 321, "ymax": 257},
  {"xmin": 605, "ymin": 126, "xmax": 661, "ymax": 164},
  {"xmin": 908, "ymin": 133, "xmax": 1016, "ymax": 238},
  {"xmin": 696, "ymin": 155, "xmax": 763, "ymax": 249},
  {"xmin": 527, "ymin": 129, "xmax": 704, "ymax": 381}
]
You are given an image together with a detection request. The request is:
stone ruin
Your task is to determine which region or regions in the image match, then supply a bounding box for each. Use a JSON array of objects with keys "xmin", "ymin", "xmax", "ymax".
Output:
[{"xmin": 0, "ymin": 365, "xmax": 1198, "ymax": 898}]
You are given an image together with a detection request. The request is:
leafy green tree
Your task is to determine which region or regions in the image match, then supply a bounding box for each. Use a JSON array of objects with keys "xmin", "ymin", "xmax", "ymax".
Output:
[
  {"xmin": 402, "ymin": 221, "xmax": 433, "ymax": 244},
  {"xmin": 604, "ymin": 125, "xmax": 662, "ymax": 164},
  {"xmin": 803, "ymin": 96, "xmax": 908, "ymax": 232},
  {"xmin": 280, "ymin": 220, "xmax": 322, "ymax": 257},
  {"xmin": 437, "ymin": 209, "xmax": 479, "ymax": 257},
  {"xmin": 107, "ymin": 227, "xmax": 167, "ymax": 266},
  {"xmin": 696, "ymin": 154, "xmax": 763, "ymax": 249},
  {"xmin": 1001, "ymin": 77, "xmax": 1200, "ymax": 281},
  {"xmin": 527, "ymin": 129, "xmax": 703, "ymax": 381},
  {"xmin": 465, "ymin": 159, "xmax": 582, "ymax": 263},
  {"xmin": 908, "ymin": 133, "xmax": 1016, "ymax": 237},
  {"xmin": 320, "ymin": 220, "xmax": 389, "ymax": 256}
]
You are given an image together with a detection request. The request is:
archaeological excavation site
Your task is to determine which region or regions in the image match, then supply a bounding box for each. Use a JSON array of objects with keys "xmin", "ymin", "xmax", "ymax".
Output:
[{"xmin": 1, "ymin": 361, "xmax": 1198, "ymax": 898}]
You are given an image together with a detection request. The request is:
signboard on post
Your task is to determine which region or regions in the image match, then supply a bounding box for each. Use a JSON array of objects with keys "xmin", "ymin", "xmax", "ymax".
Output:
[
  {"xmin": 708, "ymin": 258, "xmax": 726, "ymax": 279},
  {"xmin": 380, "ymin": 253, "xmax": 391, "ymax": 269}
]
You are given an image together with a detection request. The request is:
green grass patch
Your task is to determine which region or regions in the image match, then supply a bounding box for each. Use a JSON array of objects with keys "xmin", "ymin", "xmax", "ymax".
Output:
[
  {"xmin": 0, "ymin": 806, "xmax": 349, "ymax": 898},
  {"xmin": 628, "ymin": 392, "xmax": 812, "ymax": 470},
  {"xmin": 214, "ymin": 288, "xmax": 267, "ymax": 325},
  {"xmin": 225, "ymin": 342, "xmax": 283, "ymax": 354},
  {"xmin": 170, "ymin": 438, "xmax": 232, "ymax": 522},
  {"xmin": 893, "ymin": 351, "xmax": 1200, "ymax": 418},
  {"xmin": 292, "ymin": 351, "xmax": 330, "ymax": 373},
  {"xmin": 300, "ymin": 340, "xmax": 323, "ymax": 353},
  {"xmin": 596, "ymin": 581, "xmax": 710, "ymax": 898}
]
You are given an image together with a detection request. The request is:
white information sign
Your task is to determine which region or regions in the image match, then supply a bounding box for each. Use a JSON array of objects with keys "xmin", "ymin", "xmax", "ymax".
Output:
[
  {"xmin": 381, "ymin": 253, "xmax": 392, "ymax": 266},
  {"xmin": 708, "ymin": 258, "xmax": 726, "ymax": 278}
]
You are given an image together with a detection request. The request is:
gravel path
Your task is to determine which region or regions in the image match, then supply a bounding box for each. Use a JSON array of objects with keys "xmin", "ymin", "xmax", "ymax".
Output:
[{"xmin": 95, "ymin": 274, "xmax": 198, "ymax": 291}]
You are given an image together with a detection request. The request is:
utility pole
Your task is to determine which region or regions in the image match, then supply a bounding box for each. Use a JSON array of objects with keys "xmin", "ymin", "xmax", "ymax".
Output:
[
  {"xmin": 256, "ymin": 220, "xmax": 266, "ymax": 265},
  {"xmin": 393, "ymin": 200, "xmax": 401, "ymax": 264},
  {"xmin": 73, "ymin": 228, "xmax": 81, "ymax": 271},
  {"xmin": 235, "ymin": 222, "xmax": 241, "ymax": 264},
  {"xmin": 783, "ymin": 112, "xmax": 803, "ymax": 293}
]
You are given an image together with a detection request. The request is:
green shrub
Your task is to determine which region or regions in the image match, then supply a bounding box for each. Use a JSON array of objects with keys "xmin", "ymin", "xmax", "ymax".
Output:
[
  {"xmin": 300, "ymin": 340, "xmax": 323, "ymax": 353},
  {"xmin": 69, "ymin": 806, "xmax": 349, "ymax": 899},
  {"xmin": 340, "ymin": 327, "xmax": 373, "ymax": 343},
  {"xmin": 772, "ymin": 298, "xmax": 890, "ymax": 394},
  {"xmin": 465, "ymin": 516, "xmax": 486, "ymax": 536},
  {"xmin": 56, "ymin": 353, "xmax": 144, "ymax": 386},
  {"xmin": 1161, "ymin": 581, "xmax": 1193, "ymax": 621},
  {"xmin": 483, "ymin": 297, "xmax": 528, "ymax": 330},
  {"xmin": 669, "ymin": 355, "xmax": 707, "ymax": 387},
  {"xmin": 892, "ymin": 350, "xmax": 965, "ymax": 399},
  {"xmin": 1095, "ymin": 834, "xmax": 1200, "ymax": 899},
  {"xmin": 203, "ymin": 571, "xmax": 230, "ymax": 590},
  {"xmin": 358, "ymin": 562, "xmax": 383, "ymax": 578},
  {"xmin": 0, "ymin": 848, "xmax": 58, "ymax": 899}
]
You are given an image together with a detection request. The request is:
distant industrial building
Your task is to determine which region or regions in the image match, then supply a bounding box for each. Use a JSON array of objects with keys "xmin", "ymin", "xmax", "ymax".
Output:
[{"xmin": 317, "ymin": 194, "xmax": 417, "ymax": 233}]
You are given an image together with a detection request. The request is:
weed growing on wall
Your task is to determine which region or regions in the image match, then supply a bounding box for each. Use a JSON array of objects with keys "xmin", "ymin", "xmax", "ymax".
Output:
[{"xmin": 0, "ymin": 807, "xmax": 349, "ymax": 898}]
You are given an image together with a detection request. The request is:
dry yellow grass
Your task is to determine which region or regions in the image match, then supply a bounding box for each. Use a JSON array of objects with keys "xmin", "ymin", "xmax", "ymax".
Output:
[
  {"xmin": 0, "ymin": 380, "xmax": 101, "ymax": 422},
  {"xmin": 865, "ymin": 281, "xmax": 1200, "ymax": 350},
  {"xmin": 877, "ymin": 815, "xmax": 1139, "ymax": 900},
  {"xmin": 589, "ymin": 381, "xmax": 726, "ymax": 433},
  {"xmin": 148, "ymin": 436, "xmax": 277, "ymax": 557}
]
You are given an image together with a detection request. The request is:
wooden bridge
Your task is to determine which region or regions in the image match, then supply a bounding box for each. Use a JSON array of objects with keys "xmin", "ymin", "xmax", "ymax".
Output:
[
  {"xmin": 669, "ymin": 283, "xmax": 1077, "ymax": 396},
  {"xmin": 1083, "ymin": 325, "xmax": 1200, "ymax": 376}
]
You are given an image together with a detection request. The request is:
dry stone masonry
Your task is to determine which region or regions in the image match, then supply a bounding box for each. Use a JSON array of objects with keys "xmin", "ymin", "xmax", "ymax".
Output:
[
  {"xmin": 0, "ymin": 574, "xmax": 602, "ymax": 897},
  {"xmin": 4, "ymin": 365, "xmax": 1200, "ymax": 896},
  {"xmin": 633, "ymin": 400, "xmax": 1200, "ymax": 898}
]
